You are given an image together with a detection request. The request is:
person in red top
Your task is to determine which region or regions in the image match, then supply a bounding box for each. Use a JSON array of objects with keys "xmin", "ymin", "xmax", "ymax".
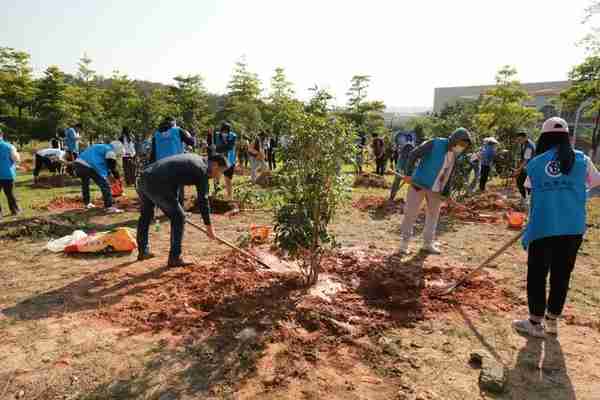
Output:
[{"xmin": 372, "ymin": 133, "xmax": 385, "ymax": 175}]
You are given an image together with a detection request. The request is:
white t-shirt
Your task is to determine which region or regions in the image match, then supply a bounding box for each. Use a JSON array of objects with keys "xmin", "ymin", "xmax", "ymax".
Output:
[
  {"xmin": 37, "ymin": 148, "xmax": 65, "ymax": 160},
  {"xmin": 523, "ymin": 148, "xmax": 533, "ymax": 161},
  {"xmin": 431, "ymin": 151, "xmax": 456, "ymax": 193},
  {"xmin": 122, "ymin": 137, "xmax": 136, "ymax": 157}
]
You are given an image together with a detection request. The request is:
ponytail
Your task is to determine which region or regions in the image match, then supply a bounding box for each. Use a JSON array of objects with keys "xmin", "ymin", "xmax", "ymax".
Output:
[{"xmin": 536, "ymin": 133, "xmax": 575, "ymax": 175}]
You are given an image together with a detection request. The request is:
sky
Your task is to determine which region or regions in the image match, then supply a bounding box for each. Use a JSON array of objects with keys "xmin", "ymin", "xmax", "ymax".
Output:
[{"xmin": 2, "ymin": 0, "xmax": 593, "ymax": 109}]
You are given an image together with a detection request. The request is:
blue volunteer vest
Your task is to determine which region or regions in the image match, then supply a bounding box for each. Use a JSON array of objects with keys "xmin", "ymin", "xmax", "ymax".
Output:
[
  {"xmin": 214, "ymin": 131, "xmax": 237, "ymax": 166},
  {"xmin": 523, "ymin": 149, "xmax": 588, "ymax": 249},
  {"xmin": 79, "ymin": 144, "xmax": 113, "ymax": 178},
  {"xmin": 411, "ymin": 138, "xmax": 449, "ymax": 190},
  {"xmin": 154, "ymin": 128, "xmax": 184, "ymax": 160},
  {"xmin": 0, "ymin": 140, "xmax": 16, "ymax": 180},
  {"xmin": 481, "ymin": 144, "xmax": 496, "ymax": 166}
]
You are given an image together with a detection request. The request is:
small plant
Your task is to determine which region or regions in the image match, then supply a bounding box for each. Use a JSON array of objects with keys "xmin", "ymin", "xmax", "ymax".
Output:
[{"xmin": 274, "ymin": 88, "xmax": 355, "ymax": 285}]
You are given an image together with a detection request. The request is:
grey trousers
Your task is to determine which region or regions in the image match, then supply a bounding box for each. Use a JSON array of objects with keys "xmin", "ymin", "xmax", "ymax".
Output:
[{"xmin": 400, "ymin": 186, "xmax": 442, "ymax": 244}]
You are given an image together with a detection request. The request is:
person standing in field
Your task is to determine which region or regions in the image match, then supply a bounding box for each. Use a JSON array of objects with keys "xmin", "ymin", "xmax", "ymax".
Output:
[
  {"xmin": 398, "ymin": 128, "xmax": 472, "ymax": 255},
  {"xmin": 513, "ymin": 117, "xmax": 600, "ymax": 338},
  {"xmin": 267, "ymin": 134, "xmax": 277, "ymax": 170},
  {"xmin": 150, "ymin": 117, "xmax": 196, "ymax": 205},
  {"xmin": 248, "ymin": 134, "xmax": 266, "ymax": 182},
  {"xmin": 515, "ymin": 130, "xmax": 536, "ymax": 207},
  {"xmin": 355, "ymin": 131, "xmax": 367, "ymax": 173},
  {"xmin": 372, "ymin": 133, "xmax": 386, "ymax": 175},
  {"xmin": 211, "ymin": 122, "xmax": 237, "ymax": 201},
  {"xmin": 238, "ymin": 135, "xmax": 249, "ymax": 169},
  {"xmin": 119, "ymin": 126, "xmax": 137, "ymax": 186},
  {"xmin": 136, "ymin": 153, "xmax": 227, "ymax": 267},
  {"xmin": 73, "ymin": 141, "xmax": 125, "ymax": 213},
  {"xmin": 64, "ymin": 123, "xmax": 81, "ymax": 176},
  {"xmin": 479, "ymin": 137, "xmax": 499, "ymax": 192},
  {"xmin": 0, "ymin": 127, "xmax": 21, "ymax": 217}
]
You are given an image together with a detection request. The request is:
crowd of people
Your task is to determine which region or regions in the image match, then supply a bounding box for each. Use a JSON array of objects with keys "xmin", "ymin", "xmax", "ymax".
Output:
[{"xmin": 1, "ymin": 115, "xmax": 599, "ymax": 336}]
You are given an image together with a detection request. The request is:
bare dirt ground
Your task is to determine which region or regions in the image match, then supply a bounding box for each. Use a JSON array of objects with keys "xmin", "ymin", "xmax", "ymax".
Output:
[{"xmin": 1, "ymin": 182, "xmax": 599, "ymax": 400}]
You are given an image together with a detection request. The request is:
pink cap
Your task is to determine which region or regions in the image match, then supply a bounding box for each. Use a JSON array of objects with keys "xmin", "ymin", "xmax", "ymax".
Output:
[{"xmin": 541, "ymin": 117, "xmax": 569, "ymax": 135}]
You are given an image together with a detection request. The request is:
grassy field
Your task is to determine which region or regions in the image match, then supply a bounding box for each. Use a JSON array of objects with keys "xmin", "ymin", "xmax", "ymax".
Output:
[{"xmin": 0, "ymin": 159, "xmax": 599, "ymax": 400}]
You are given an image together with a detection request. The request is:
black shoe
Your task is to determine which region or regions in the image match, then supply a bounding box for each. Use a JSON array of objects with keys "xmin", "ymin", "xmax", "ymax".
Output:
[
  {"xmin": 167, "ymin": 256, "xmax": 193, "ymax": 268},
  {"xmin": 137, "ymin": 251, "xmax": 156, "ymax": 261}
]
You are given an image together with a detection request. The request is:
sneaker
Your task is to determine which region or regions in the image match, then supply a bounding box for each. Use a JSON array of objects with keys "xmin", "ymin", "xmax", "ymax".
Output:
[
  {"xmin": 423, "ymin": 242, "xmax": 442, "ymax": 255},
  {"xmin": 512, "ymin": 319, "xmax": 546, "ymax": 338},
  {"xmin": 137, "ymin": 251, "xmax": 156, "ymax": 261},
  {"xmin": 106, "ymin": 207, "xmax": 124, "ymax": 214},
  {"xmin": 167, "ymin": 256, "xmax": 194, "ymax": 268},
  {"xmin": 398, "ymin": 239, "xmax": 410, "ymax": 255},
  {"xmin": 545, "ymin": 318, "xmax": 558, "ymax": 336},
  {"xmin": 85, "ymin": 203, "xmax": 96, "ymax": 209}
]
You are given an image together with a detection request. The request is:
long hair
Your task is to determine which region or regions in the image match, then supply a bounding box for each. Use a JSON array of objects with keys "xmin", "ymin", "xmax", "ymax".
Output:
[{"xmin": 535, "ymin": 132, "xmax": 575, "ymax": 175}]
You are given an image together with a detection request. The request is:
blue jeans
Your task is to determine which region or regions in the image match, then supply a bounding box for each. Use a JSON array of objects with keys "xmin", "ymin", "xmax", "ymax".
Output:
[
  {"xmin": 73, "ymin": 162, "xmax": 113, "ymax": 207},
  {"xmin": 136, "ymin": 178, "xmax": 185, "ymax": 259}
]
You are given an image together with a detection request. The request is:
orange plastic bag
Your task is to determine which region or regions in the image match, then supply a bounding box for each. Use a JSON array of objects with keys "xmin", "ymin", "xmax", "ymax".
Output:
[
  {"xmin": 507, "ymin": 212, "xmax": 525, "ymax": 229},
  {"xmin": 111, "ymin": 180, "xmax": 123, "ymax": 197},
  {"xmin": 64, "ymin": 228, "xmax": 137, "ymax": 253},
  {"xmin": 250, "ymin": 225, "xmax": 271, "ymax": 243}
]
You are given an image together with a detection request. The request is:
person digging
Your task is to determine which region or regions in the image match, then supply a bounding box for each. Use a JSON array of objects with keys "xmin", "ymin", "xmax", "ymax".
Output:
[
  {"xmin": 398, "ymin": 127, "xmax": 472, "ymax": 255},
  {"xmin": 136, "ymin": 153, "xmax": 228, "ymax": 267}
]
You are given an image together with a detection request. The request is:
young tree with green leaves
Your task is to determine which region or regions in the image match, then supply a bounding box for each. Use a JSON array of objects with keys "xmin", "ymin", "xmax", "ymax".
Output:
[
  {"xmin": 102, "ymin": 71, "xmax": 141, "ymax": 140},
  {"xmin": 172, "ymin": 74, "xmax": 211, "ymax": 133},
  {"xmin": 34, "ymin": 66, "xmax": 73, "ymax": 131},
  {"xmin": 222, "ymin": 58, "xmax": 264, "ymax": 136},
  {"xmin": 266, "ymin": 67, "xmax": 298, "ymax": 137},
  {"xmin": 69, "ymin": 54, "xmax": 105, "ymax": 140},
  {"xmin": 0, "ymin": 47, "xmax": 36, "ymax": 118},
  {"xmin": 274, "ymin": 87, "xmax": 355, "ymax": 285}
]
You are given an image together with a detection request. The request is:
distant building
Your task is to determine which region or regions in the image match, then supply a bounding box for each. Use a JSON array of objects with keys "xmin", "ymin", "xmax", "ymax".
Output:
[{"xmin": 433, "ymin": 80, "xmax": 573, "ymax": 121}]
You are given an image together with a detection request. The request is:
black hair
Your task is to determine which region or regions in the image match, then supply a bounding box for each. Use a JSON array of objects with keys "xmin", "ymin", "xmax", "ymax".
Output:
[
  {"xmin": 51, "ymin": 138, "xmax": 59, "ymax": 149},
  {"xmin": 122, "ymin": 126, "xmax": 130, "ymax": 135},
  {"xmin": 517, "ymin": 131, "xmax": 528, "ymax": 138},
  {"xmin": 208, "ymin": 154, "xmax": 228, "ymax": 169},
  {"xmin": 74, "ymin": 123, "xmax": 82, "ymax": 129},
  {"xmin": 536, "ymin": 132, "xmax": 575, "ymax": 175}
]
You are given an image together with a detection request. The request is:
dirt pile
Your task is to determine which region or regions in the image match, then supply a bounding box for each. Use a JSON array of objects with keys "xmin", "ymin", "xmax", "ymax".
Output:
[
  {"xmin": 353, "ymin": 196, "xmax": 404, "ymax": 216},
  {"xmin": 353, "ymin": 173, "xmax": 389, "ymax": 189},
  {"xmin": 91, "ymin": 247, "xmax": 516, "ymax": 337},
  {"xmin": 36, "ymin": 195, "xmax": 140, "ymax": 212},
  {"xmin": 442, "ymin": 191, "xmax": 520, "ymax": 224}
]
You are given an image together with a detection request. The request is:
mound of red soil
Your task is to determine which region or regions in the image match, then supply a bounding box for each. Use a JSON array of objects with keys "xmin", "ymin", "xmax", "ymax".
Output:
[
  {"xmin": 89, "ymin": 247, "xmax": 516, "ymax": 337},
  {"xmin": 353, "ymin": 196, "xmax": 404, "ymax": 216},
  {"xmin": 36, "ymin": 195, "xmax": 140, "ymax": 212},
  {"xmin": 353, "ymin": 173, "xmax": 389, "ymax": 189},
  {"xmin": 441, "ymin": 191, "xmax": 521, "ymax": 224}
]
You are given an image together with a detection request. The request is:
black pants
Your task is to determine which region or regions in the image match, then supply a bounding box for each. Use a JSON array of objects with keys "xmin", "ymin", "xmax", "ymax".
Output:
[
  {"xmin": 73, "ymin": 162, "xmax": 113, "ymax": 208},
  {"xmin": 267, "ymin": 149, "xmax": 276, "ymax": 170},
  {"xmin": 480, "ymin": 165, "xmax": 491, "ymax": 191},
  {"xmin": 137, "ymin": 178, "xmax": 185, "ymax": 259},
  {"xmin": 123, "ymin": 156, "xmax": 137, "ymax": 186},
  {"xmin": 516, "ymin": 170, "xmax": 529, "ymax": 199},
  {"xmin": 527, "ymin": 235, "xmax": 583, "ymax": 318},
  {"xmin": 0, "ymin": 180, "xmax": 19, "ymax": 215},
  {"xmin": 375, "ymin": 158, "xmax": 386, "ymax": 175},
  {"xmin": 33, "ymin": 155, "xmax": 62, "ymax": 177}
]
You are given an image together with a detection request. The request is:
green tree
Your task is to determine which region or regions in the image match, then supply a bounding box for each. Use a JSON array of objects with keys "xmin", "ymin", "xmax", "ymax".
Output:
[
  {"xmin": 266, "ymin": 67, "xmax": 299, "ymax": 136},
  {"xmin": 172, "ymin": 74, "xmax": 211, "ymax": 133},
  {"xmin": 344, "ymin": 74, "xmax": 386, "ymax": 135},
  {"xmin": 274, "ymin": 87, "xmax": 355, "ymax": 285},
  {"xmin": 222, "ymin": 58, "xmax": 264, "ymax": 136},
  {"xmin": 102, "ymin": 71, "xmax": 141, "ymax": 140},
  {"xmin": 34, "ymin": 66, "xmax": 73, "ymax": 130},
  {"xmin": 0, "ymin": 47, "xmax": 36, "ymax": 118},
  {"xmin": 561, "ymin": 56, "xmax": 600, "ymax": 158},
  {"xmin": 476, "ymin": 66, "xmax": 541, "ymax": 149},
  {"xmin": 135, "ymin": 87, "xmax": 179, "ymax": 139},
  {"xmin": 69, "ymin": 54, "xmax": 105, "ymax": 140}
]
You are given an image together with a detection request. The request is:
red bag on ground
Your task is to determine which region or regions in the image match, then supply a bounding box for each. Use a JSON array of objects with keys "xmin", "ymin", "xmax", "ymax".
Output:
[{"xmin": 111, "ymin": 180, "xmax": 123, "ymax": 197}]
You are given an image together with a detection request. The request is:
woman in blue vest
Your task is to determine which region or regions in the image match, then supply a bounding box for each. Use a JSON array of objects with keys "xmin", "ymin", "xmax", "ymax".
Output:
[
  {"xmin": 513, "ymin": 117, "xmax": 600, "ymax": 338},
  {"xmin": 0, "ymin": 128, "xmax": 21, "ymax": 216},
  {"xmin": 479, "ymin": 137, "xmax": 499, "ymax": 192},
  {"xmin": 150, "ymin": 117, "xmax": 196, "ymax": 204},
  {"xmin": 399, "ymin": 128, "xmax": 472, "ymax": 254},
  {"xmin": 73, "ymin": 141, "xmax": 124, "ymax": 213},
  {"xmin": 211, "ymin": 122, "xmax": 237, "ymax": 201}
]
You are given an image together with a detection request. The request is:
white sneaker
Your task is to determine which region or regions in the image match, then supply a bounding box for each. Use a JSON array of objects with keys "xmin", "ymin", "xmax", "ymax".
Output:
[
  {"xmin": 106, "ymin": 207, "xmax": 124, "ymax": 214},
  {"xmin": 512, "ymin": 319, "xmax": 545, "ymax": 338},
  {"xmin": 85, "ymin": 203, "xmax": 96, "ymax": 209},
  {"xmin": 545, "ymin": 318, "xmax": 558, "ymax": 336},
  {"xmin": 423, "ymin": 242, "xmax": 442, "ymax": 254},
  {"xmin": 398, "ymin": 239, "xmax": 410, "ymax": 255}
]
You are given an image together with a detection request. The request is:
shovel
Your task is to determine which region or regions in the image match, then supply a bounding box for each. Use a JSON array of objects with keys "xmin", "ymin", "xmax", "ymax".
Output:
[
  {"xmin": 185, "ymin": 219, "xmax": 272, "ymax": 269},
  {"xmin": 433, "ymin": 229, "xmax": 524, "ymax": 297}
]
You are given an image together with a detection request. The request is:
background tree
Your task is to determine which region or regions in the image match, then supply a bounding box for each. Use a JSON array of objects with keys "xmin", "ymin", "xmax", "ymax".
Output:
[
  {"xmin": 102, "ymin": 71, "xmax": 141, "ymax": 141},
  {"xmin": 265, "ymin": 67, "xmax": 298, "ymax": 138},
  {"xmin": 0, "ymin": 47, "xmax": 36, "ymax": 119},
  {"xmin": 68, "ymin": 54, "xmax": 105, "ymax": 140},
  {"xmin": 274, "ymin": 87, "xmax": 355, "ymax": 285},
  {"xmin": 222, "ymin": 58, "xmax": 264, "ymax": 136},
  {"xmin": 33, "ymin": 66, "xmax": 73, "ymax": 134},
  {"xmin": 172, "ymin": 74, "xmax": 211, "ymax": 133},
  {"xmin": 561, "ymin": 56, "xmax": 600, "ymax": 158},
  {"xmin": 135, "ymin": 87, "xmax": 179, "ymax": 139},
  {"xmin": 344, "ymin": 74, "xmax": 387, "ymax": 135}
]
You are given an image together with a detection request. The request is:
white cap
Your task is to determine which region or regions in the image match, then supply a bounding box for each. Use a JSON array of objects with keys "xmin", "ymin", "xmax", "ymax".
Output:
[
  {"xmin": 483, "ymin": 137, "xmax": 499, "ymax": 145},
  {"xmin": 110, "ymin": 140, "xmax": 124, "ymax": 156},
  {"xmin": 541, "ymin": 117, "xmax": 569, "ymax": 135}
]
